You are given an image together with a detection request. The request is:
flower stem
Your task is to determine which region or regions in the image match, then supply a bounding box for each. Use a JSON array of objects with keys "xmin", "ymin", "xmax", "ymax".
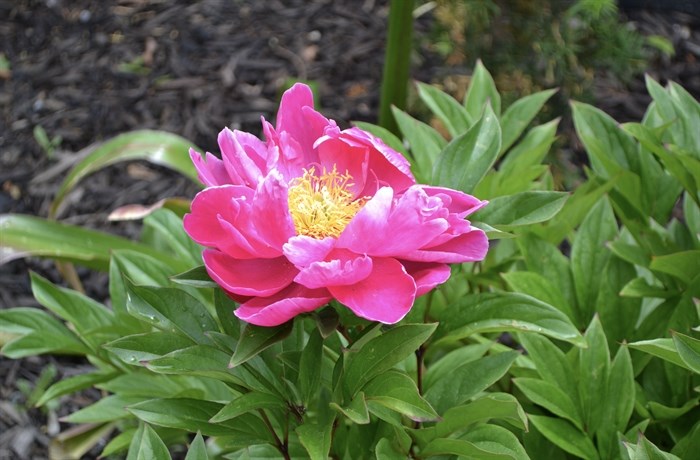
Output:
[{"xmin": 259, "ymin": 409, "xmax": 289, "ymax": 460}]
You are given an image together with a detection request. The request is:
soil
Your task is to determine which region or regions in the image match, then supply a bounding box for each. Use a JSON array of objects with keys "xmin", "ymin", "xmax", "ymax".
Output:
[{"xmin": 1, "ymin": 1, "xmax": 699, "ymax": 459}]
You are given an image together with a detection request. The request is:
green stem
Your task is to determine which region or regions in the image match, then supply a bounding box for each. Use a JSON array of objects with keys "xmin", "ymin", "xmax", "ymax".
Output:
[{"xmin": 378, "ymin": 0, "xmax": 415, "ymax": 135}]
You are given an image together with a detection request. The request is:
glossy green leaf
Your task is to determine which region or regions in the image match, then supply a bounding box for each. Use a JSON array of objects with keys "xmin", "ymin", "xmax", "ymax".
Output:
[
  {"xmin": 412, "ymin": 393, "xmax": 527, "ymax": 447},
  {"xmin": 229, "ymin": 321, "xmax": 294, "ymax": 368},
  {"xmin": 649, "ymin": 250, "xmax": 700, "ymax": 284},
  {"xmin": 104, "ymin": 332, "xmax": 194, "ymax": 364},
  {"xmin": 474, "ymin": 191, "xmax": 568, "ymax": 227},
  {"xmin": 502, "ymin": 271, "xmax": 575, "ymax": 321},
  {"xmin": 499, "ymin": 118, "xmax": 559, "ymax": 173},
  {"xmin": 570, "ymin": 198, "xmax": 617, "ymax": 322},
  {"xmin": 298, "ymin": 329, "xmax": 323, "ymax": 405},
  {"xmin": 436, "ymin": 293, "xmax": 584, "ymax": 346},
  {"xmin": 460, "ymin": 424, "xmax": 529, "ymax": 460},
  {"xmin": 518, "ymin": 234, "xmax": 576, "ymax": 311},
  {"xmin": 171, "ymin": 265, "xmax": 218, "ymax": 288},
  {"xmin": 296, "ymin": 416, "xmax": 334, "ymax": 460},
  {"xmin": 417, "ymin": 82, "xmax": 472, "ymax": 137},
  {"xmin": 648, "ymin": 397, "xmax": 699, "ymax": 421},
  {"xmin": 517, "ymin": 333, "xmax": 577, "ymax": 397},
  {"xmin": 432, "ymin": 104, "xmax": 501, "ymax": 194},
  {"xmin": 420, "ymin": 437, "xmax": 513, "ymax": 460},
  {"xmin": 620, "ymin": 277, "xmax": 674, "ymax": 299},
  {"xmin": 185, "ymin": 432, "xmax": 209, "ymax": 460},
  {"xmin": 529, "ymin": 415, "xmax": 599, "ymax": 460},
  {"xmin": 50, "ymin": 130, "xmax": 200, "ymax": 218},
  {"xmin": 0, "ymin": 308, "xmax": 89, "ymax": 358},
  {"xmin": 209, "ymin": 392, "xmax": 286, "ymax": 423},
  {"xmin": 30, "ymin": 272, "xmax": 114, "ymax": 348},
  {"xmin": 425, "ymin": 351, "xmax": 519, "ymax": 414},
  {"xmin": 36, "ymin": 370, "xmax": 119, "ymax": 407},
  {"xmin": 424, "ymin": 342, "xmax": 492, "ymax": 390},
  {"xmin": 126, "ymin": 283, "xmax": 218, "ymax": 344},
  {"xmin": 127, "ymin": 398, "xmax": 271, "ymax": 440},
  {"xmin": 144, "ymin": 208, "xmax": 202, "ymax": 267},
  {"xmin": 629, "ymin": 338, "xmax": 691, "ymax": 370},
  {"xmin": 330, "ymin": 392, "xmax": 370, "ymax": 424},
  {"xmin": 500, "ymin": 89, "xmax": 557, "ymax": 153},
  {"xmin": 464, "ymin": 60, "xmax": 502, "ymax": 118},
  {"xmin": 0, "ymin": 214, "xmax": 172, "ymax": 270},
  {"xmin": 391, "ymin": 107, "xmax": 446, "ymax": 180},
  {"xmin": 578, "ymin": 316, "xmax": 610, "ymax": 436},
  {"xmin": 514, "ymin": 378, "xmax": 582, "ymax": 429},
  {"xmin": 343, "ymin": 323, "xmax": 436, "ymax": 396},
  {"xmin": 64, "ymin": 395, "xmax": 144, "ymax": 423},
  {"xmin": 623, "ymin": 434, "xmax": 682, "ymax": 460},
  {"xmin": 127, "ymin": 423, "xmax": 172, "ymax": 460},
  {"xmin": 363, "ymin": 370, "xmax": 438, "ymax": 422},
  {"xmin": 672, "ymin": 332, "xmax": 700, "ymax": 374}
]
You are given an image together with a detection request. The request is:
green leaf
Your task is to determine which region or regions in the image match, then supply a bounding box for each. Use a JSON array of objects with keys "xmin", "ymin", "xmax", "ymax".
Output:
[
  {"xmin": 578, "ymin": 316, "xmax": 610, "ymax": 437},
  {"xmin": 518, "ymin": 234, "xmax": 576, "ymax": 311},
  {"xmin": 424, "ymin": 342, "xmax": 492, "ymax": 390},
  {"xmin": 127, "ymin": 423, "xmax": 172, "ymax": 460},
  {"xmin": 499, "ymin": 89, "xmax": 557, "ymax": 153},
  {"xmin": 647, "ymin": 397, "xmax": 699, "ymax": 421},
  {"xmin": 210, "ymin": 392, "xmax": 286, "ymax": 423},
  {"xmin": 499, "ymin": 118, "xmax": 559, "ymax": 173},
  {"xmin": 464, "ymin": 60, "xmax": 502, "ymax": 118},
  {"xmin": 51, "ymin": 422, "xmax": 117, "ymax": 460},
  {"xmin": 30, "ymin": 272, "xmax": 114, "ymax": 347},
  {"xmin": 623, "ymin": 435, "xmax": 682, "ymax": 460},
  {"xmin": 570, "ymin": 198, "xmax": 617, "ymax": 322},
  {"xmin": 363, "ymin": 370, "xmax": 438, "ymax": 422},
  {"xmin": 460, "ymin": 424, "xmax": 530, "ymax": 460},
  {"xmin": 424, "ymin": 351, "xmax": 519, "ymax": 414},
  {"xmin": 420, "ymin": 438, "xmax": 514, "ymax": 460},
  {"xmin": 298, "ymin": 329, "xmax": 323, "ymax": 405},
  {"xmin": 0, "ymin": 214, "xmax": 171, "ymax": 271},
  {"xmin": 229, "ymin": 321, "xmax": 294, "ymax": 368},
  {"xmin": 650, "ymin": 251, "xmax": 700, "ymax": 284},
  {"xmin": 330, "ymin": 392, "xmax": 370, "ymax": 424},
  {"xmin": 171, "ymin": 265, "xmax": 218, "ymax": 288},
  {"xmin": 517, "ymin": 333, "xmax": 577, "ymax": 397},
  {"xmin": 50, "ymin": 130, "xmax": 200, "ymax": 218},
  {"xmin": 672, "ymin": 331, "xmax": 700, "ymax": 374},
  {"xmin": 64, "ymin": 395, "xmax": 144, "ymax": 423},
  {"xmin": 412, "ymin": 393, "xmax": 527, "ymax": 447},
  {"xmin": 185, "ymin": 432, "xmax": 209, "ymax": 460},
  {"xmin": 104, "ymin": 332, "xmax": 194, "ymax": 364},
  {"xmin": 474, "ymin": 191, "xmax": 568, "ymax": 227},
  {"xmin": 620, "ymin": 277, "xmax": 674, "ymax": 299},
  {"xmin": 127, "ymin": 398, "xmax": 271, "ymax": 440},
  {"xmin": 36, "ymin": 370, "xmax": 119, "ymax": 407},
  {"xmin": 436, "ymin": 293, "xmax": 584, "ymax": 346},
  {"xmin": 125, "ymin": 283, "xmax": 218, "ymax": 344},
  {"xmin": 296, "ymin": 416, "xmax": 334, "ymax": 460},
  {"xmin": 391, "ymin": 107, "xmax": 447, "ymax": 180},
  {"xmin": 0, "ymin": 308, "xmax": 89, "ymax": 357},
  {"xmin": 432, "ymin": 104, "xmax": 501, "ymax": 194},
  {"xmin": 529, "ymin": 415, "xmax": 599, "ymax": 460},
  {"xmin": 502, "ymin": 271, "xmax": 575, "ymax": 321},
  {"xmin": 343, "ymin": 323, "xmax": 437, "ymax": 396},
  {"xmin": 417, "ymin": 82, "xmax": 472, "ymax": 138},
  {"xmin": 628, "ymin": 338, "xmax": 691, "ymax": 371},
  {"xmin": 607, "ymin": 345, "xmax": 635, "ymax": 431},
  {"xmin": 514, "ymin": 378, "xmax": 582, "ymax": 429},
  {"xmin": 144, "ymin": 208, "xmax": 202, "ymax": 267}
]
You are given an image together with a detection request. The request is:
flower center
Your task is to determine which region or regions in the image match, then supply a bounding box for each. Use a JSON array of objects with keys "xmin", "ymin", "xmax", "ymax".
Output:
[{"xmin": 287, "ymin": 166, "xmax": 363, "ymax": 239}]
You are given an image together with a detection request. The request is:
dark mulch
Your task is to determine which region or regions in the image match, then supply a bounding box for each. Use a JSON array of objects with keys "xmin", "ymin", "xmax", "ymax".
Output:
[{"xmin": 1, "ymin": 1, "xmax": 699, "ymax": 458}]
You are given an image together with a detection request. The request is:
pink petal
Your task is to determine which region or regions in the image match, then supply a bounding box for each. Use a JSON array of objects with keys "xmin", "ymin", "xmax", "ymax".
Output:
[
  {"xmin": 337, "ymin": 187, "xmax": 393, "ymax": 252},
  {"xmin": 283, "ymin": 236, "xmax": 336, "ymax": 267},
  {"xmin": 404, "ymin": 229, "xmax": 489, "ymax": 263},
  {"xmin": 203, "ymin": 250, "xmax": 297, "ymax": 297},
  {"xmin": 275, "ymin": 84, "xmax": 329, "ymax": 165},
  {"xmin": 329, "ymin": 257, "xmax": 416, "ymax": 324},
  {"xmin": 295, "ymin": 251, "xmax": 373, "ymax": 289},
  {"xmin": 218, "ymin": 128, "xmax": 265, "ymax": 188},
  {"xmin": 190, "ymin": 149, "xmax": 231, "ymax": 187},
  {"xmin": 235, "ymin": 283, "xmax": 332, "ymax": 326},
  {"xmin": 250, "ymin": 172, "xmax": 296, "ymax": 250},
  {"xmin": 402, "ymin": 261, "xmax": 452, "ymax": 296},
  {"xmin": 422, "ymin": 186, "xmax": 488, "ymax": 217},
  {"xmin": 316, "ymin": 136, "xmax": 369, "ymax": 198}
]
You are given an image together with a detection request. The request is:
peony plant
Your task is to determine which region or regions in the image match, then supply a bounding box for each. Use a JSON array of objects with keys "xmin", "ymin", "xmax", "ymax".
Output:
[{"xmin": 184, "ymin": 83, "xmax": 488, "ymax": 326}]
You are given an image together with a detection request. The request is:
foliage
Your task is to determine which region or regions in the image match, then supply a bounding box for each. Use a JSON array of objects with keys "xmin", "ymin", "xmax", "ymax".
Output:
[{"xmin": 1, "ymin": 64, "xmax": 699, "ymax": 459}]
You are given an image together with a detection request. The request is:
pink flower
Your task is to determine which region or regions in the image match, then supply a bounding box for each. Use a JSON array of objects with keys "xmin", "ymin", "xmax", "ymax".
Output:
[{"xmin": 184, "ymin": 84, "xmax": 488, "ymax": 326}]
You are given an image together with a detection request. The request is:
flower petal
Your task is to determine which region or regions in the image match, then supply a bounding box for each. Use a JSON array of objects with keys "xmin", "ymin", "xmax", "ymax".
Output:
[
  {"xmin": 422, "ymin": 186, "xmax": 488, "ymax": 217},
  {"xmin": 190, "ymin": 148, "xmax": 231, "ymax": 186},
  {"xmin": 329, "ymin": 257, "xmax": 416, "ymax": 324},
  {"xmin": 283, "ymin": 235, "xmax": 336, "ymax": 267},
  {"xmin": 295, "ymin": 251, "xmax": 373, "ymax": 289},
  {"xmin": 250, "ymin": 172, "xmax": 296, "ymax": 250},
  {"xmin": 235, "ymin": 284, "xmax": 332, "ymax": 327},
  {"xmin": 404, "ymin": 228, "xmax": 489, "ymax": 263},
  {"xmin": 402, "ymin": 261, "xmax": 452, "ymax": 296},
  {"xmin": 337, "ymin": 186, "xmax": 393, "ymax": 251},
  {"xmin": 203, "ymin": 250, "xmax": 297, "ymax": 297},
  {"xmin": 276, "ymin": 83, "xmax": 329, "ymax": 165},
  {"xmin": 219, "ymin": 128, "xmax": 266, "ymax": 188}
]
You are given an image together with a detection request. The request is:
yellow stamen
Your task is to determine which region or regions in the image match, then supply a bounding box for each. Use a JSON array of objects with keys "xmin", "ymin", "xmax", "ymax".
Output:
[{"xmin": 287, "ymin": 166, "xmax": 363, "ymax": 239}]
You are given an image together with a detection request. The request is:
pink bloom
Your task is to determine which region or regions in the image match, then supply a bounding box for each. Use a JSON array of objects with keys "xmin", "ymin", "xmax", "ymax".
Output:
[{"xmin": 184, "ymin": 83, "xmax": 488, "ymax": 326}]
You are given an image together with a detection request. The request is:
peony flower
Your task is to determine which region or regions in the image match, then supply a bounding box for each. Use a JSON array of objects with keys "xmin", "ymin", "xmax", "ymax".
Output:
[{"xmin": 184, "ymin": 83, "xmax": 488, "ymax": 326}]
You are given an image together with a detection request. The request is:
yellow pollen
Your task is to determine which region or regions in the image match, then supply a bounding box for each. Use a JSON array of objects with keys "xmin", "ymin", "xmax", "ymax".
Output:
[{"xmin": 287, "ymin": 166, "xmax": 363, "ymax": 239}]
